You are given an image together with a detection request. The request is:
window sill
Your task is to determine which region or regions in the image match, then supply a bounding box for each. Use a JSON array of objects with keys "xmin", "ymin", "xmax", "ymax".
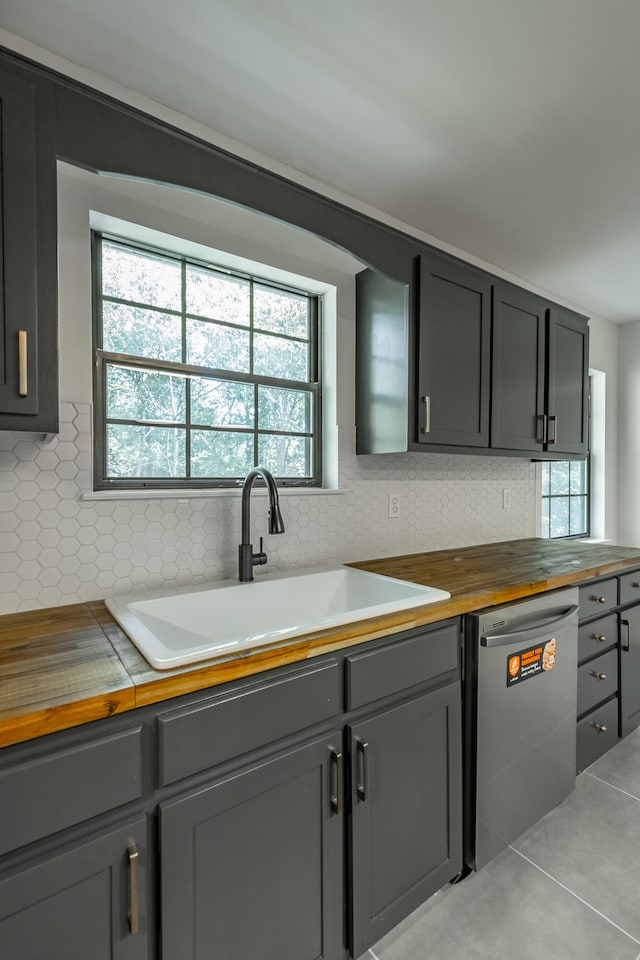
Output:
[{"xmin": 81, "ymin": 487, "xmax": 347, "ymax": 502}]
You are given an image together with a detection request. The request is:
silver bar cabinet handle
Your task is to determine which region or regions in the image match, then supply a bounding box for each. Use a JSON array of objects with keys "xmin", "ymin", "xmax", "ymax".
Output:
[
  {"xmin": 18, "ymin": 330, "xmax": 27, "ymax": 397},
  {"xmin": 420, "ymin": 395, "xmax": 431, "ymax": 434},
  {"xmin": 356, "ymin": 738, "xmax": 369, "ymax": 801},
  {"xmin": 537, "ymin": 413, "xmax": 547, "ymax": 444},
  {"xmin": 622, "ymin": 619, "xmax": 631, "ymax": 652},
  {"xmin": 128, "ymin": 842, "xmax": 140, "ymax": 935},
  {"xmin": 548, "ymin": 414, "xmax": 558, "ymax": 444},
  {"xmin": 329, "ymin": 748, "xmax": 343, "ymax": 814}
]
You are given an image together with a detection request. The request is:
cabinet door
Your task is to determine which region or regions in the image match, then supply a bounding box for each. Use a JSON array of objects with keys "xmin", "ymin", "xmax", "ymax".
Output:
[
  {"xmin": 0, "ymin": 63, "xmax": 57, "ymax": 431},
  {"xmin": 620, "ymin": 606, "xmax": 640, "ymax": 736},
  {"xmin": 348, "ymin": 682, "xmax": 462, "ymax": 957},
  {"xmin": 491, "ymin": 284, "xmax": 546, "ymax": 451},
  {"xmin": 0, "ymin": 819, "xmax": 147, "ymax": 960},
  {"xmin": 417, "ymin": 254, "xmax": 491, "ymax": 447},
  {"xmin": 546, "ymin": 305, "xmax": 589, "ymax": 455},
  {"xmin": 161, "ymin": 733, "xmax": 343, "ymax": 960}
]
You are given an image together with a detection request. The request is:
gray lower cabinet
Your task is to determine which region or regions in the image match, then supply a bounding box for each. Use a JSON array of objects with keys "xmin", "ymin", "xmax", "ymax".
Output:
[
  {"xmin": 0, "ymin": 818, "xmax": 147, "ymax": 960},
  {"xmin": 0, "ymin": 619, "xmax": 462, "ymax": 960},
  {"xmin": 160, "ymin": 732, "xmax": 344, "ymax": 960},
  {"xmin": 620, "ymin": 603, "xmax": 640, "ymax": 737},
  {"xmin": 348, "ymin": 680, "xmax": 462, "ymax": 958},
  {"xmin": 576, "ymin": 582, "xmax": 621, "ymax": 772}
]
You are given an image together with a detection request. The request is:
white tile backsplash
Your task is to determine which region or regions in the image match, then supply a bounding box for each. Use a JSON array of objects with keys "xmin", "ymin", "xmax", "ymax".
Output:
[{"xmin": 0, "ymin": 403, "xmax": 537, "ymax": 614}]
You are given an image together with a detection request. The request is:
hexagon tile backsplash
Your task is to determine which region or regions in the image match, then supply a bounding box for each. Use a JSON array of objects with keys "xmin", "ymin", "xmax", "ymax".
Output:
[{"xmin": 0, "ymin": 403, "xmax": 537, "ymax": 614}]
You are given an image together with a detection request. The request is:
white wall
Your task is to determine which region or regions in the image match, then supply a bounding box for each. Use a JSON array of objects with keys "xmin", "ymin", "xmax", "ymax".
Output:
[
  {"xmin": 618, "ymin": 320, "xmax": 640, "ymax": 546},
  {"xmin": 588, "ymin": 314, "xmax": 620, "ymax": 543}
]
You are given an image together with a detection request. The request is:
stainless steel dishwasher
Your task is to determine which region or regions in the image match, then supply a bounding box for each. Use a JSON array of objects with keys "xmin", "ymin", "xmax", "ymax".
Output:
[{"xmin": 464, "ymin": 588, "xmax": 579, "ymax": 871}]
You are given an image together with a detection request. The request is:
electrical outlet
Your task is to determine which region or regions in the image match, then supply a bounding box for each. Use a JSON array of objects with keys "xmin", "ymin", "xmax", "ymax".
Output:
[
  {"xmin": 388, "ymin": 493, "xmax": 401, "ymax": 518},
  {"xmin": 503, "ymin": 488, "xmax": 512, "ymax": 510}
]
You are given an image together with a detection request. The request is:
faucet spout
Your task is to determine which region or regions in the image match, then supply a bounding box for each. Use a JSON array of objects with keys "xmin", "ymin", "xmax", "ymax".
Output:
[{"xmin": 239, "ymin": 466, "xmax": 285, "ymax": 582}]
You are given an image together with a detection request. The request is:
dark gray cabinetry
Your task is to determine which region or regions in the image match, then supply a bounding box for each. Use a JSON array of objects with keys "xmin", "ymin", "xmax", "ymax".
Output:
[
  {"xmin": 0, "ymin": 721, "xmax": 147, "ymax": 958},
  {"xmin": 576, "ymin": 578, "xmax": 620, "ymax": 772},
  {"xmin": 348, "ymin": 682, "xmax": 462, "ymax": 957},
  {"xmin": 0, "ymin": 60, "xmax": 57, "ymax": 433},
  {"xmin": 161, "ymin": 733, "xmax": 343, "ymax": 960},
  {"xmin": 618, "ymin": 572, "xmax": 640, "ymax": 737},
  {"xmin": 355, "ymin": 256, "xmax": 589, "ymax": 459},
  {"xmin": 355, "ymin": 269, "xmax": 409, "ymax": 454},
  {"xmin": 416, "ymin": 254, "xmax": 491, "ymax": 448},
  {"xmin": 0, "ymin": 818, "xmax": 147, "ymax": 960},
  {"xmin": 491, "ymin": 284, "xmax": 547, "ymax": 452},
  {"xmin": 492, "ymin": 287, "xmax": 589, "ymax": 456},
  {"xmin": 546, "ymin": 306, "xmax": 589, "ymax": 456},
  {"xmin": 0, "ymin": 620, "xmax": 462, "ymax": 960}
]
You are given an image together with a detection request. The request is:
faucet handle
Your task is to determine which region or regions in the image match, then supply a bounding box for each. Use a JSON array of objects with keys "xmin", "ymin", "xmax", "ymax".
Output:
[{"xmin": 253, "ymin": 537, "xmax": 268, "ymax": 568}]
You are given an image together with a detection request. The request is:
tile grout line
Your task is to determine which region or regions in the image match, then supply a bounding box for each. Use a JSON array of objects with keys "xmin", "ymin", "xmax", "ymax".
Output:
[
  {"xmin": 511, "ymin": 847, "xmax": 640, "ymax": 946},
  {"xmin": 585, "ymin": 770, "xmax": 640, "ymax": 804}
]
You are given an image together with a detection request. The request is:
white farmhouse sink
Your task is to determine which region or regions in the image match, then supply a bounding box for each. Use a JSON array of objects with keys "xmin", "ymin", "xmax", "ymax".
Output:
[{"xmin": 106, "ymin": 566, "xmax": 450, "ymax": 670}]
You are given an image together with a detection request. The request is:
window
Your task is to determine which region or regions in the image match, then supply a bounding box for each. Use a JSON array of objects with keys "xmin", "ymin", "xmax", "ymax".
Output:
[
  {"xmin": 93, "ymin": 234, "xmax": 321, "ymax": 488},
  {"xmin": 541, "ymin": 460, "xmax": 589, "ymax": 539}
]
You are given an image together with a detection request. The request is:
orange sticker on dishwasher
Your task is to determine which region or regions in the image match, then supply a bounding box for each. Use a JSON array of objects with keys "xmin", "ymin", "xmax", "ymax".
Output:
[{"xmin": 506, "ymin": 638, "xmax": 556, "ymax": 686}]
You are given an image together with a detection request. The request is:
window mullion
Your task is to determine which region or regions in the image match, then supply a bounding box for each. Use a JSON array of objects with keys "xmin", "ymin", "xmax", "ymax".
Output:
[{"xmin": 182, "ymin": 259, "xmax": 192, "ymax": 479}]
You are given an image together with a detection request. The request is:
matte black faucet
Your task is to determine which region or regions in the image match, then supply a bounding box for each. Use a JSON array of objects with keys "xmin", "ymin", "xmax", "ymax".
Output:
[{"xmin": 238, "ymin": 466, "xmax": 285, "ymax": 582}]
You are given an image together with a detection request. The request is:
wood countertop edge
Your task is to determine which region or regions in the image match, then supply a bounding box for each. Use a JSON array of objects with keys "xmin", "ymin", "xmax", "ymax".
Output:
[{"xmin": 3, "ymin": 541, "xmax": 640, "ymax": 748}]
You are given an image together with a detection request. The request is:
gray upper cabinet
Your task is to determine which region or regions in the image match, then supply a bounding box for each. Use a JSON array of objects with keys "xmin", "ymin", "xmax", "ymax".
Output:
[
  {"xmin": 491, "ymin": 284, "xmax": 547, "ymax": 452},
  {"xmin": 0, "ymin": 60, "xmax": 57, "ymax": 433},
  {"xmin": 416, "ymin": 254, "xmax": 491, "ymax": 448},
  {"xmin": 356, "ymin": 254, "xmax": 589, "ymax": 460},
  {"xmin": 546, "ymin": 305, "xmax": 589, "ymax": 456},
  {"xmin": 492, "ymin": 286, "xmax": 589, "ymax": 457}
]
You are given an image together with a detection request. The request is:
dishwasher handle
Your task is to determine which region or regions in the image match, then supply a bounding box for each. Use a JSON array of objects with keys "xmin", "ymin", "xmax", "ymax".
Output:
[{"xmin": 480, "ymin": 605, "xmax": 579, "ymax": 648}]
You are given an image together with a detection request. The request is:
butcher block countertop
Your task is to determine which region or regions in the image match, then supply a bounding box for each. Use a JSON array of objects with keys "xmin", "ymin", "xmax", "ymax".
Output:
[{"xmin": 3, "ymin": 538, "xmax": 640, "ymax": 749}]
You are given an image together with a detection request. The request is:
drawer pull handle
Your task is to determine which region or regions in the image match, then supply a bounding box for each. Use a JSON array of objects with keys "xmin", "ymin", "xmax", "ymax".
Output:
[
  {"xmin": 591, "ymin": 595, "xmax": 607, "ymax": 604},
  {"xmin": 128, "ymin": 842, "xmax": 139, "ymax": 935},
  {"xmin": 356, "ymin": 737, "xmax": 369, "ymax": 802},
  {"xmin": 632, "ymin": 582, "xmax": 640, "ymax": 589},
  {"xmin": 18, "ymin": 330, "xmax": 28, "ymax": 397},
  {"xmin": 592, "ymin": 672, "xmax": 607, "ymax": 681},
  {"xmin": 592, "ymin": 722, "xmax": 608, "ymax": 733},
  {"xmin": 594, "ymin": 634, "xmax": 607, "ymax": 643},
  {"xmin": 622, "ymin": 619, "xmax": 631, "ymax": 652},
  {"xmin": 536, "ymin": 413, "xmax": 548, "ymax": 444},
  {"xmin": 329, "ymin": 748, "xmax": 343, "ymax": 814}
]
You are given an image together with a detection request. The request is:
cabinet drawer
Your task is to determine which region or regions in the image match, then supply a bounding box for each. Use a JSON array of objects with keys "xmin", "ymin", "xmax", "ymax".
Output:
[
  {"xmin": 158, "ymin": 661, "xmax": 340, "ymax": 785},
  {"xmin": 577, "ymin": 649, "xmax": 618, "ymax": 717},
  {"xmin": 345, "ymin": 620, "xmax": 459, "ymax": 710},
  {"xmin": 578, "ymin": 579, "xmax": 618, "ymax": 619},
  {"xmin": 576, "ymin": 698, "xmax": 618, "ymax": 771},
  {"xmin": 0, "ymin": 726, "xmax": 143, "ymax": 857},
  {"xmin": 578, "ymin": 614, "xmax": 618, "ymax": 663},
  {"xmin": 618, "ymin": 571, "xmax": 640, "ymax": 607}
]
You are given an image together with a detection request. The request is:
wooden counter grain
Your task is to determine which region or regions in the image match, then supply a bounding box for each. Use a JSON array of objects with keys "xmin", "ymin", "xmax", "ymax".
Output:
[{"xmin": 3, "ymin": 538, "xmax": 640, "ymax": 748}]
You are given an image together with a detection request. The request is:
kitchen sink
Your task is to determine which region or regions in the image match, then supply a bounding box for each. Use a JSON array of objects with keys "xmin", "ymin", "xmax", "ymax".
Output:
[{"xmin": 106, "ymin": 565, "xmax": 451, "ymax": 669}]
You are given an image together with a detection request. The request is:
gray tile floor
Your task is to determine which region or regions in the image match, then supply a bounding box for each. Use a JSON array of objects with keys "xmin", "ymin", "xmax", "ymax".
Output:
[{"xmin": 368, "ymin": 729, "xmax": 640, "ymax": 960}]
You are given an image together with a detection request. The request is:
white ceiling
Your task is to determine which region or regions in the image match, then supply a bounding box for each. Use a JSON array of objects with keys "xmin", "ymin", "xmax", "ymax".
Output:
[{"xmin": 3, "ymin": 0, "xmax": 640, "ymax": 322}]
